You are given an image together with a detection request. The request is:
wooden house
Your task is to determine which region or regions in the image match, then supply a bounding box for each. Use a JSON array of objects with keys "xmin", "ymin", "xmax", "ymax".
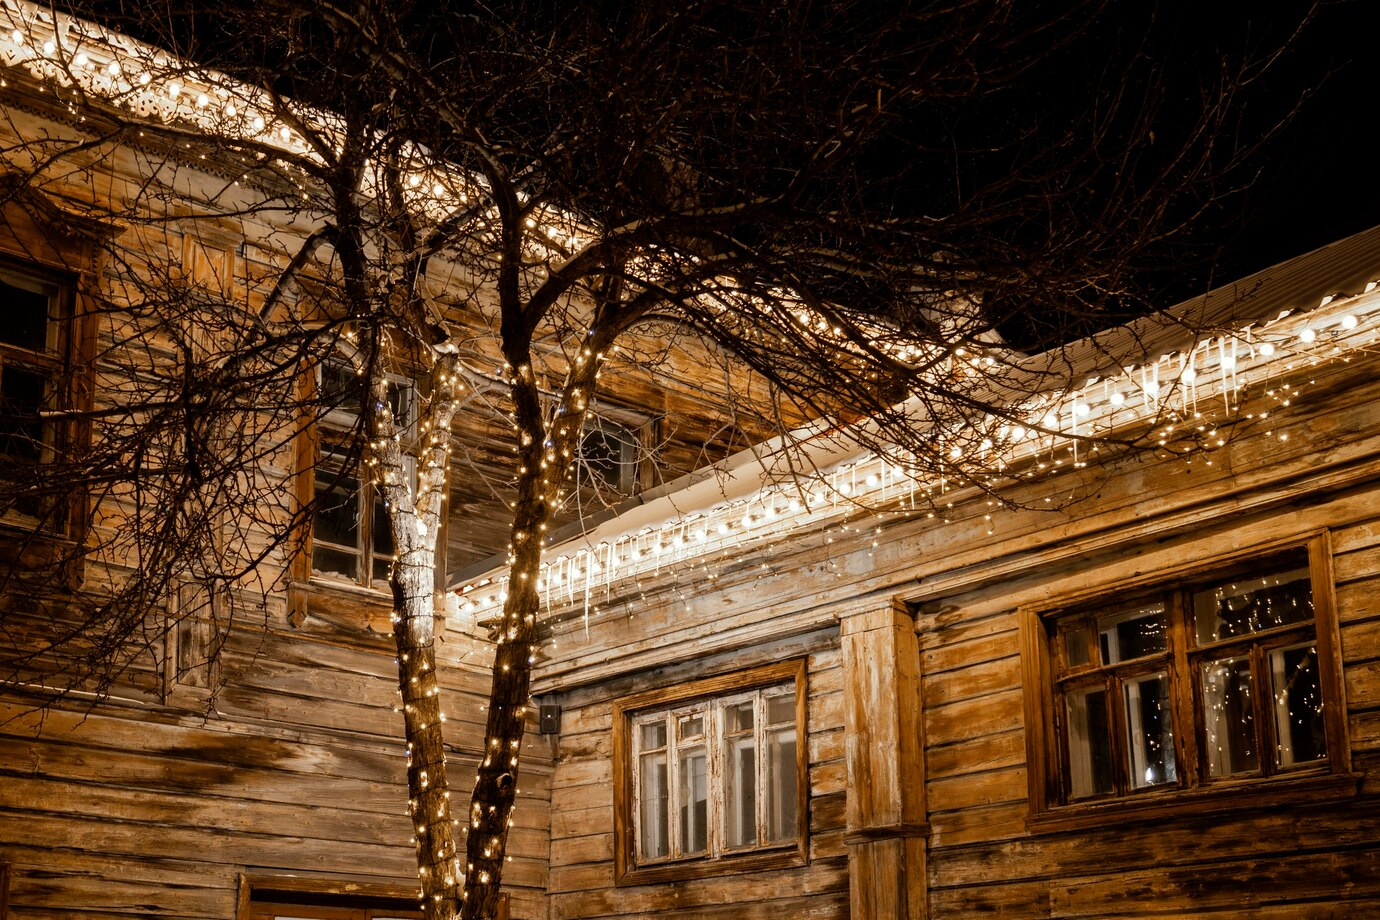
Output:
[
  {"xmin": 514, "ymin": 227, "xmax": 1380, "ymax": 918},
  {"xmin": 3, "ymin": 6, "xmax": 1380, "ymax": 920}
]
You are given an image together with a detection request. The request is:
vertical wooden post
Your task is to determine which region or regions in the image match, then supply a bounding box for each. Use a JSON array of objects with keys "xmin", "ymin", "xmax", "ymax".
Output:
[{"xmin": 841, "ymin": 598, "xmax": 928, "ymax": 919}]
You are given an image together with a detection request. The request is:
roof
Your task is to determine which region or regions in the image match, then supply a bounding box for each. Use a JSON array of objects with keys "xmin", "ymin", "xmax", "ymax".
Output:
[{"xmin": 448, "ymin": 222, "xmax": 1380, "ymax": 625}]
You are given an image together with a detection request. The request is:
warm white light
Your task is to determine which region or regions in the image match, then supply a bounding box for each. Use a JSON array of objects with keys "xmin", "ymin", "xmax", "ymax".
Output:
[
  {"xmin": 1110, "ymin": 391, "xmax": 1125, "ymax": 406},
  {"xmin": 1260, "ymin": 342, "xmax": 1276, "ymax": 357},
  {"xmin": 106, "ymin": 60, "xmax": 120, "ymax": 76},
  {"xmin": 1342, "ymin": 315, "xmax": 1359, "ymax": 329},
  {"xmin": 1300, "ymin": 328, "xmax": 1316, "ymax": 343}
]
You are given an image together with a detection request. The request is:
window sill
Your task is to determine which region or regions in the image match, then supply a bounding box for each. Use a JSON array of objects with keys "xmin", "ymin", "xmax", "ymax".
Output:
[
  {"xmin": 1026, "ymin": 770, "xmax": 1362, "ymax": 835},
  {"xmin": 616, "ymin": 843, "xmax": 805, "ymax": 886},
  {"xmin": 288, "ymin": 578, "xmax": 397, "ymax": 633}
]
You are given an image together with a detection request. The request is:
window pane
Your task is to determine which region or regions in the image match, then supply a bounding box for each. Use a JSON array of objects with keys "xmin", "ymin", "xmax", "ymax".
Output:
[
  {"xmin": 1123, "ymin": 672, "xmax": 1176, "ymax": 789},
  {"xmin": 766, "ymin": 725, "xmax": 797, "ymax": 843},
  {"xmin": 1097, "ymin": 604, "xmax": 1166, "ymax": 664},
  {"xmin": 1065, "ymin": 686, "xmax": 1114, "ymax": 799},
  {"xmin": 0, "ymin": 363, "xmax": 48, "ymax": 463},
  {"xmin": 1271, "ymin": 643, "xmax": 1328, "ymax": 769},
  {"xmin": 372, "ymin": 494, "xmax": 394, "ymax": 583},
  {"xmin": 724, "ymin": 734, "xmax": 757, "ymax": 848},
  {"xmin": 726, "ymin": 700, "xmax": 754, "ymax": 733},
  {"xmin": 314, "ymin": 474, "xmax": 361, "ymax": 547},
  {"xmin": 640, "ymin": 721, "xmax": 666, "ymax": 750},
  {"xmin": 765, "ymin": 694, "xmax": 794, "ymax": 726},
  {"xmin": 579, "ymin": 422, "xmax": 634, "ymax": 491},
  {"xmin": 639, "ymin": 751, "xmax": 668, "ymax": 859},
  {"xmin": 1193, "ymin": 563, "xmax": 1312, "ymax": 644},
  {"xmin": 319, "ymin": 362, "xmax": 363, "ymax": 416},
  {"xmin": 1063, "ymin": 620, "xmax": 1095, "ymax": 669},
  {"xmin": 311, "ymin": 545, "xmax": 359, "ymax": 579},
  {"xmin": 677, "ymin": 746, "xmax": 707, "ymax": 856},
  {"xmin": 0, "ymin": 271, "xmax": 54, "ymax": 353},
  {"xmin": 383, "ymin": 379, "xmax": 411, "ymax": 428},
  {"xmin": 678, "ymin": 713, "xmax": 703, "ymax": 740},
  {"xmin": 1202, "ymin": 655, "xmax": 1259, "ymax": 777}
]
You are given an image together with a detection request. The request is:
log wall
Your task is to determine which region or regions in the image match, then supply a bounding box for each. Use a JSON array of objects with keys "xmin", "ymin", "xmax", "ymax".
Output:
[
  {"xmin": 535, "ymin": 333, "xmax": 1380, "ymax": 917},
  {"xmin": 0, "ymin": 615, "xmax": 556, "ymax": 920},
  {"xmin": 543, "ymin": 630, "xmax": 849, "ymax": 920}
]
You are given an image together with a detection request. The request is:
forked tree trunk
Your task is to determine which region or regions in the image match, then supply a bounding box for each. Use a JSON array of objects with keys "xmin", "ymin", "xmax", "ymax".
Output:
[{"xmin": 377, "ymin": 353, "xmax": 465, "ymax": 920}]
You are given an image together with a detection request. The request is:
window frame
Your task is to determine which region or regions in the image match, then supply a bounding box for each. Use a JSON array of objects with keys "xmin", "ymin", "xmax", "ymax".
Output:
[
  {"xmin": 612, "ymin": 658, "xmax": 809, "ymax": 885},
  {"xmin": 577, "ymin": 415, "xmax": 639, "ymax": 494},
  {"xmin": 0, "ymin": 258, "xmax": 85, "ymax": 534},
  {"xmin": 305, "ymin": 362, "xmax": 416, "ymax": 592},
  {"xmin": 1021, "ymin": 532, "xmax": 1356, "ymax": 830},
  {"xmin": 235, "ymin": 873, "xmax": 454, "ymax": 920}
]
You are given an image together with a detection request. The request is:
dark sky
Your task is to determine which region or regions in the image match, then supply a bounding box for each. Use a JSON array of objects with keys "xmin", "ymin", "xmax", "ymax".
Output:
[{"xmin": 1182, "ymin": 1, "xmax": 1379, "ymax": 281}]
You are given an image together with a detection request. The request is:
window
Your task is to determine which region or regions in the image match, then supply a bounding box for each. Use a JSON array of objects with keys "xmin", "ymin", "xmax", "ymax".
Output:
[
  {"xmin": 1023, "ymin": 535, "xmax": 1352, "ymax": 822},
  {"xmin": 309, "ymin": 363, "xmax": 413, "ymax": 589},
  {"xmin": 237, "ymin": 874, "xmax": 446, "ymax": 920},
  {"xmin": 612, "ymin": 658, "xmax": 808, "ymax": 884},
  {"xmin": 577, "ymin": 416, "xmax": 638, "ymax": 494},
  {"xmin": 0, "ymin": 263, "xmax": 71, "ymax": 525},
  {"xmin": 247, "ymin": 904, "xmax": 419, "ymax": 920}
]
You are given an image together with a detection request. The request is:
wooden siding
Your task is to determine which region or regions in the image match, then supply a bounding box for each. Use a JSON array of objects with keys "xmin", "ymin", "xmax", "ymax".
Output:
[
  {"xmin": 543, "ymin": 631, "xmax": 848, "ymax": 919},
  {"xmin": 0, "ymin": 618, "xmax": 556, "ymax": 920},
  {"xmin": 532, "ymin": 347, "xmax": 1380, "ymax": 917}
]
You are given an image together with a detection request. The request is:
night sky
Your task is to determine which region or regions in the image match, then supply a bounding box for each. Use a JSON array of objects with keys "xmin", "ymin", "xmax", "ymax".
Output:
[{"xmin": 1172, "ymin": 1, "xmax": 1380, "ymax": 283}]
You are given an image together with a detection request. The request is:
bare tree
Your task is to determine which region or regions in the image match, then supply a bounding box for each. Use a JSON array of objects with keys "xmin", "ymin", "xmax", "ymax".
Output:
[{"xmin": 0, "ymin": 1, "xmax": 1302, "ymax": 917}]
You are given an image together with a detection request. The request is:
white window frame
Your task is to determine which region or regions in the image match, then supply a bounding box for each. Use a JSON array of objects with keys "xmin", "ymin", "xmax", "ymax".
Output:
[
  {"xmin": 309, "ymin": 361, "xmax": 415, "ymax": 590},
  {"xmin": 613, "ymin": 658, "xmax": 808, "ymax": 884}
]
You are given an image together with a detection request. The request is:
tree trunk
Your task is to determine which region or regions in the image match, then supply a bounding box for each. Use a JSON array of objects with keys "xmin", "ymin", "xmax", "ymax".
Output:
[
  {"xmin": 394, "ymin": 569, "xmax": 462, "ymax": 920},
  {"xmin": 460, "ymin": 469, "xmax": 544, "ymax": 920}
]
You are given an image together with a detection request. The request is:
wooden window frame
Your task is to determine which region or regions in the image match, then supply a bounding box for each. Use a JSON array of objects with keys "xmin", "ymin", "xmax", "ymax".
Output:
[
  {"xmin": 612, "ymin": 658, "xmax": 809, "ymax": 885},
  {"xmin": 303, "ymin": 362, "xmax": 416, "ymax": 593},
  {"xmin": 0, "ymin": 255, "xmax": 93, "ymax": 539},
  {"xmin": 1021, "ymin": 532, "xmax": 1358, "ymax": 832},
  {"xmin": 578, "ymin": 414, "xmax": 639, "ymax": 494}
]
